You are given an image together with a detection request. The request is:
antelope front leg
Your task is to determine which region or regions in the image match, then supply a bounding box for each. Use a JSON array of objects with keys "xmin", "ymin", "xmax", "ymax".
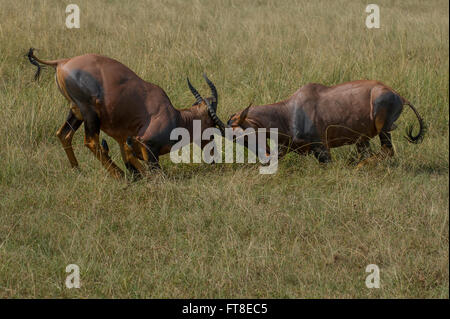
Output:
[
  {"xmin": 119, "ymin": 143, "xmax": 142, "ymax": 178},
  {"xmin": 79, "ymin": 105, "xmax": 124, "ymax": 179},
  {"xmin": 56, "ymin": 109, "xmax": 83, "ymax": 168},
  {"xmin": 84, "ymin": 133, "xmax": 124, "ymax": 179},
  {"xmin": 78, "ymin": 110, "xmax": 125, "ymax": 179},
  {"xmin": 121, "ymin": 137, "xmax": 149, "ymax": 178},
  {"xmin": 124, "ymin": 136, "xmax": 161, "ymax": 176}
]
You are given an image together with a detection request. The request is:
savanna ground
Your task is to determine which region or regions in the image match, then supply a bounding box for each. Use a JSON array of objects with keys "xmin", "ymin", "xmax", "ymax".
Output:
[{"xmin": 0, "ymin": 0, "xmax": 448, "ymax": 298}]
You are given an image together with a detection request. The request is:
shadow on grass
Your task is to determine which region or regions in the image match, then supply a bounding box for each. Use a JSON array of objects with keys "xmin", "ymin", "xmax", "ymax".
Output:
[
  {"xmin": 405, "ymin": 162, "xmax": 449, "ymax": 175},
  {"xmin": 373, "ymin": 156, "xmax": 449, "ymax": 176}
]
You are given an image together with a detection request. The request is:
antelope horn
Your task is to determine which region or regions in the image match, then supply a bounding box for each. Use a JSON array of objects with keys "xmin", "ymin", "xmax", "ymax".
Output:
[
  {"xmin": 202, "ymin": 74, "xmax": 227, "ymax": 132},
  {"xmin": 203, "ymin": 73, "xmax": 218, "ymax": 109},
  {"xmin": 187, "ymin": 77, "xmax": 203, "ymax": 105},
  {"xmin": 203, "ymin": 95, "xmax": 229, "ymax": 135}
]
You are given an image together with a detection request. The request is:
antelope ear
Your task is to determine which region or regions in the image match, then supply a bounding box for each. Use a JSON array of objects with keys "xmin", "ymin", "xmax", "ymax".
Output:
[{"xmin": 237, "ymin": 104, "xmax": 251, "ymax": 125}]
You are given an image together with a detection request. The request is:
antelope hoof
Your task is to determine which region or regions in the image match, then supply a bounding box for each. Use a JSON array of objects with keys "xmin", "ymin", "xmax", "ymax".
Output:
[
  {"xmin": 126, "ymin": 136, "xmax": 133, "ymax": 147},
  {"xmin": 355, "ymin": 155, "xmax": 380, "ymax": 170},
  {"xmin": 101, "ymin": 138, "xmax": 109, "ymax": 154}
]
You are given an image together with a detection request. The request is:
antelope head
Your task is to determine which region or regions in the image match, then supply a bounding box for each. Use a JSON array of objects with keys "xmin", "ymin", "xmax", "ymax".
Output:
[{"xmin": 186, "ymin": 74, "xmax": 229, "ymax": 136}]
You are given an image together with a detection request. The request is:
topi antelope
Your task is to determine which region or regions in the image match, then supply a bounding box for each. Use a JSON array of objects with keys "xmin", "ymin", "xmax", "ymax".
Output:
[
  {"xmin": 225, "ymin": 80, "xmax": 425, "ymax": 166},
  {"xmin": 27, "ymin": 48, "xmax": 225, "ymax": 179}
]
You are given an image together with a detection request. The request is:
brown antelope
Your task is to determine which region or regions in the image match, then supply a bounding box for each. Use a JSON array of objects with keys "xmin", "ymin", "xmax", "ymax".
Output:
[
  {"xmin": 27, "ymin": 48, "xmax": 225, "ymax": 179},
  {"xmin": 224, "ymin": 80, "xmax": 425, "ymax": 165}
]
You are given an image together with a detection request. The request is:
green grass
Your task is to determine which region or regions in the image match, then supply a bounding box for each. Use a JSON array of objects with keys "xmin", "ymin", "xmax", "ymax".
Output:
[{"xmin": 0, "ymin": 0, "xmax": 448, "ymax": 298}]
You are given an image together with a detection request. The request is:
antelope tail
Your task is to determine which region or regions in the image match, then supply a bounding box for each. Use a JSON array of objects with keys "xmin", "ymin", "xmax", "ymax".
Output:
[
  {"xmin": 404, "ymin": 102, "xmax": 426, "ymax": 144},
  {"xmin": 26, "ymin": 48, "xmax": 65, "ymax": 81}
]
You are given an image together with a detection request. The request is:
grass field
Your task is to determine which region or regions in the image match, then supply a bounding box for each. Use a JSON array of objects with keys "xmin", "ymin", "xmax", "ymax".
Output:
[{"xmin": 0, "ymin": 0, "xmax": 448, "ymax": 298}]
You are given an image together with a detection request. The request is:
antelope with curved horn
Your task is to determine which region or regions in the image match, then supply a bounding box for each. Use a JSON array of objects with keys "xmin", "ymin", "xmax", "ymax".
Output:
[
  {"xmin": 27, "ymin": 48, "xmax": 225, "ymax": 179},
  {"xmin": 226, "ymin": 80, "xmax": 425, "ymax": 165}
]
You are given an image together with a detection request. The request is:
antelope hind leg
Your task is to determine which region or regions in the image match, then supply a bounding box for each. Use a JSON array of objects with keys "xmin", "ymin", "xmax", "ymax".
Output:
[
  {"xmin": 348, "ymin": 139, "xmax": 372, "ymax": 165},
  {"xmin": 356, "ymin": 133, "xmax": 395, "ymax": 169},
  {"xmin": 56, "ymin": 109, "xmax": 83, "ymax": 168}
]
